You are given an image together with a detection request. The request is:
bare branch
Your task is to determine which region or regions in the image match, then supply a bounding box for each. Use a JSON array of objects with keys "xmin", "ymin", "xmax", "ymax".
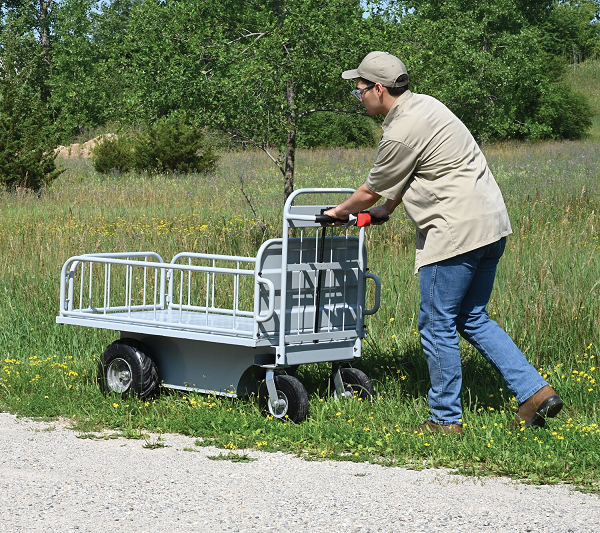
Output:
[
  {"xmin": 297, "ymin": 107, "xmax": 368, "ymax": 119},
  {"xmin": 222, "ymin": 129, "xmax": 285, "ymax": 175},
  {"xmin": 239, "ymin": 175, "xmax": 267, "ymax": 237},
  {"xmin": 203, "ymin": 32, "xmax": 269, "ymax": 74},
  {"xmin": 225, "ymin": 32, "xmax": 269, "ymax": 47},
  {"xmin": 256, "ymin": 143, "xmax": 285, "ymax": 175}
]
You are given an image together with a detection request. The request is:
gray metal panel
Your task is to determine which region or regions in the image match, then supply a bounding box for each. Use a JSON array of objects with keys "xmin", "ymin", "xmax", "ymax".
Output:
[
  {"xmin": 283, "ymin": 339, "xmax": 357, "ymax": 365},
  {"xmin": 256, "ymin": 236, "xmax": 365, "ymax": 340},
  {"xmin": 114, "ymin": 309, "xmax": 254, "ymax": 333},
  {"xmin": 123, "ymin": 334, "xmax": 261, "ymax": 396}
]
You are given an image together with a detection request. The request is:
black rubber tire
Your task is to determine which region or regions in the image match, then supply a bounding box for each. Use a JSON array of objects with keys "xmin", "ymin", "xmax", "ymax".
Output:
[
  {"xmin": 330, "ymin": 367, "xmax": 375, "ymax": 401},
  {"xmin": 259, "ymin": 374, "xmax": 309, "ymax": 423},
  {"xmin": 98, "ymin": 339, "xmax": 159, "ymax": 399}
]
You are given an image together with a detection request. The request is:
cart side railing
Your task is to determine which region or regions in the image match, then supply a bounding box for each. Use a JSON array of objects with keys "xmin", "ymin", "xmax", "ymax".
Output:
[
  {"xmin": 59, "ymin": 252, "xmax": 275, "ymax": 337},
  {"xmin": 60, "ymin": 252, "xmax": 167, "ymax": 315}
]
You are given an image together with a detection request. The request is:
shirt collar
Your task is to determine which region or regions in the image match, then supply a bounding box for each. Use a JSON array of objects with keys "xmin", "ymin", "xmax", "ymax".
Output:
[{"xmin": 381, "ymin": 90, "xmax": 413, "ymax": 131}]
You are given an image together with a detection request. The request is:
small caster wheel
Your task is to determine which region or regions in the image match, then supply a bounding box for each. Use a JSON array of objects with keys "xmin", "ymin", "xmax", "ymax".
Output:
[
  {"xmin": 98, "ymin": 338, "xmax": 159, "ymax": 399},
  {"xmin": 259, "ymin": 374, "xmax": 309, "ymax": 423},
  {"xmin": 330, "ymin": 367, "xmax": 374, "ymax": 401}
]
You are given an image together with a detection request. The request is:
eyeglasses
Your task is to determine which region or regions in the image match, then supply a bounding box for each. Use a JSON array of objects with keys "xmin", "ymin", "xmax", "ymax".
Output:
[{"xmin": 351, "ymin": 84, "xmax": 375, "ymax": 101}]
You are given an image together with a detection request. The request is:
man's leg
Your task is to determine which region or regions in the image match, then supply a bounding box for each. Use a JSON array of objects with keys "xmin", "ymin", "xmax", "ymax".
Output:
[
  {"xmin": 418, "ymin": 255, "xmax": 481, "ymax": 425},
  {"xmin": 456, "ymin": 238, "xmax": 548, "ymax": 404}
]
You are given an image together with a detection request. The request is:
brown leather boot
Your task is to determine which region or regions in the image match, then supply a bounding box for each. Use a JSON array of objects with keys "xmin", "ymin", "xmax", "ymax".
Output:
[
  {"xmin": 415, "ymin": 420, "xmax": 463, "ymax": 436},
  {"xmin": 514, "ymin": 385, "xmax": 563, "ymax": 428}
]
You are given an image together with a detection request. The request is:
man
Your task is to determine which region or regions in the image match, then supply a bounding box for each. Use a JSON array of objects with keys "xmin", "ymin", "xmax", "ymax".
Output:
[{"xmin": 323, "ymin": 51, "xmax": 563, "ymax": 434}]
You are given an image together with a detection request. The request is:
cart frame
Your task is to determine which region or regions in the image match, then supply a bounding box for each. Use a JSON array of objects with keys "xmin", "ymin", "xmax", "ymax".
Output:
[{"xmin": 57, "ymin": 188, "xmax": 382, "ymax": 421}]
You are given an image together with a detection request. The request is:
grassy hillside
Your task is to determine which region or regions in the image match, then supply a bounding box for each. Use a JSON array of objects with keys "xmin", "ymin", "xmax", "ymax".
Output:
[{"xmin": 566, "ymin": 59, "xmax": 600, "ymax": 139}]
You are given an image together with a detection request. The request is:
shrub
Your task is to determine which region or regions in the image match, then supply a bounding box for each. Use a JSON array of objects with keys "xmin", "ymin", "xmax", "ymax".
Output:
[
  {"xmin": 533, "ymin": 84, "xmax": 593, "ymax": 140},
  {"xmin": 132, "ymin": 114, "xmax": 218, "ymax": 174},
  {"xmin": 0, "ymin": 70, "xmax": 62, "ymax": 191},
  {"xmin": 91, "ymin": 136, "xmax": 135, "ymax": 173},
  {"xmin": 92, "ymin": 114, "xmax": 219, "ymax": 175}
]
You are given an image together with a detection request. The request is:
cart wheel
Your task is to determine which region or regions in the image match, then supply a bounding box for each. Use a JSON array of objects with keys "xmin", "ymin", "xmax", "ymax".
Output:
[
  {"xmin": 98, "ymin": 339, "xmax": 159, "ymax": 399},
  {"xmin": 259, "ymin": 375, "xmax": 309, "ymax": 423},
  {"xmin": 331, "ymin": 368, "xmax": 375, "ymax": 401}
]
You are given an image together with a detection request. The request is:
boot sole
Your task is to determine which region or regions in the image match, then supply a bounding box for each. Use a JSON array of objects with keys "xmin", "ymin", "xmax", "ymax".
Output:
[{"xmin": 526, "ymin": 395, "xmax": 563, "ymax": 428}]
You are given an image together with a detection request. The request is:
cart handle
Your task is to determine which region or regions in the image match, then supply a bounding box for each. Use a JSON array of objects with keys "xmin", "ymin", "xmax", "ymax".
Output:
[
  {"xmin": 255, "ymin": 276, "xmax": 275, "ymax": 322},
  {"xmin": 363, "ymin": 272, "xmax": 381, "ymax": 316},
  {"xmin": 315, "ymin": 209, "xmax": 389, "ymax": 227}
]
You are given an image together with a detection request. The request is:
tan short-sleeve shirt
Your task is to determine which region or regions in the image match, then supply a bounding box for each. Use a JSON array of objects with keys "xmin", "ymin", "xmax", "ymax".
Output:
[{"xmin": 365, "ymin": 91, "xmax": 512, "ymax": 273}]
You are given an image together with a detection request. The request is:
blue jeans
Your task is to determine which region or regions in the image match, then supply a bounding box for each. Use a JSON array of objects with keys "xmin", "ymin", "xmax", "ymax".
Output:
[{"xmin": 418, "ymin": 237, "xmax": 547, "ymax": 425}]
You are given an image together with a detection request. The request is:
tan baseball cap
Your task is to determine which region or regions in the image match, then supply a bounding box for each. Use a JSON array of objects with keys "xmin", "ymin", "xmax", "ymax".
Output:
[{"xmin": 342, "ymin": 51, "xmax": 408, "ymax": 87}]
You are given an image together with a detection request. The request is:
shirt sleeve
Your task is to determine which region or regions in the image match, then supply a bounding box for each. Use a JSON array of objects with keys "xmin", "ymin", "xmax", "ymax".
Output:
[{"xmin": 365, "ymin": 139, "xmax": 419, "ymax": 200}]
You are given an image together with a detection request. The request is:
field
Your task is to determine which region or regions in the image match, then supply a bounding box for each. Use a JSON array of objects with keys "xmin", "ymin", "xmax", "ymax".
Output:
[
  {"xmin": 1, "ymin": 63, "xmax": 599, "ymax": 491},
  {"xmin": 1, "ymin": 140, "xmax": 598, "ymax": 490}
]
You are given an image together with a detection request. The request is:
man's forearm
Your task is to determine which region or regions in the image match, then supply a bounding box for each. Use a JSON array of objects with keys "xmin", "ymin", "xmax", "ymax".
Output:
[
  {"xmin": 381, "ymin": 196, "xmax": 403, "ymax": 215},
  {"xmin": 331, "ymin": 184, "xmax": 381, "ymax": 218}
]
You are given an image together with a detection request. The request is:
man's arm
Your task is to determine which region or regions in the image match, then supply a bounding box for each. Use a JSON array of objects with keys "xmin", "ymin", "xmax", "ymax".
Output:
[
  {"xmin": 369, "ymin": 195, "xmax": 403, "ymax": 220},
  {"xmin": 322, "ymin": 184, "xmax": 381, "ymax": 219}
]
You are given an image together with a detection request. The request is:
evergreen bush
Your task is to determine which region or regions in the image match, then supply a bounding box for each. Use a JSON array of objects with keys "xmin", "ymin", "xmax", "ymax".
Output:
[
  {"xmin": 91, "ymin": 136, "xmax": 135, "ymax": 173},
  {"xmin": 133, "ymin": 114, "xmax": 218, "ymax": 174},
  {"xmin": 0, "ymin": 67, "xmax": 62, "ymax": 191},
  {"xmin": 91, "ymin": 114, "xmax": 219, "ymax": 175}
]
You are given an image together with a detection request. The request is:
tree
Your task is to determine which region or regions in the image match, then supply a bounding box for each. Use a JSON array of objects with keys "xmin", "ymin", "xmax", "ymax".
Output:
[
  {"xmin": 103, "ymin": 0, "xmax": 381, "ymax": 200},
  {"xmin": 0, "ymin": 26, "xmax": 61, "ymax": 190},
  {"xmin": 191, "ymin": 0, "xmax": 385, "ymax": 200},
  {"xmin": 49, "ymin": 0, "xmax": 104, "ymax": 137},
  {"xmin": 540, "ymin": 1, "xmax": 600, "ymax": 62},
  {"xmin": 1, "ymin": 0, "xmax": 58, "ymax": 103},
  {"xmin": 384, "ymin": 0, "xmax": 592, "ymax": 141}
]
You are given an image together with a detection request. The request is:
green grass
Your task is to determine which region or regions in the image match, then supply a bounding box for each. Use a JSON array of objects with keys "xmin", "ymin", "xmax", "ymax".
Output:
[
  {"xmin": 1, "ymin": 141, "xmax": 598, "ymax": 491},
  {"xmin": 2, "ymin": 59, "xmax": 600, "ymax": 490}
]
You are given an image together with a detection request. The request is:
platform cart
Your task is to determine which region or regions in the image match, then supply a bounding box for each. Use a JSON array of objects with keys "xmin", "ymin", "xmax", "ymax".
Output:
[{"xmin": 57, "ymin": 188, "xmax": 384, "ymax": 422}]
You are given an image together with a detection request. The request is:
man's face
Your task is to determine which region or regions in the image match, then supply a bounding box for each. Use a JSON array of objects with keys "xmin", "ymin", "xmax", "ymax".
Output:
[{"xmin": 355, "ymin": 80, "xmax": 380, "ymax": 116}]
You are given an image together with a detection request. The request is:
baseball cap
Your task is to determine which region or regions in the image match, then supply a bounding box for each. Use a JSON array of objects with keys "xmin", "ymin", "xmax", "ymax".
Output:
[{"xmin": 342, "ymin": 51, "xmax": 408, "ymax": 87}]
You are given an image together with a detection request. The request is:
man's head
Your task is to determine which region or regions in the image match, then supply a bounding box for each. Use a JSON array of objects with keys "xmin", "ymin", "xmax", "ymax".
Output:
[
  {"xmin": 342, "ymin": 51, "xmax": 408, "ymax": 89},
  {"xmin": 343, "ymin": 52, "xmax": 409, "ymax": 115}
]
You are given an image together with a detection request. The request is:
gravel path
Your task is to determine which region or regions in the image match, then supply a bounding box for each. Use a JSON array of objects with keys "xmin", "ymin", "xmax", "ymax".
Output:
[{"xmin": 1, "ymin": 412, "xmax": 598, "ymax": 532}]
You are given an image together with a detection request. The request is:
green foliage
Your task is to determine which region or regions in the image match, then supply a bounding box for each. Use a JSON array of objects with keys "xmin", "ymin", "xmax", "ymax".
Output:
[
  {"xmin": 534, "ymin": 83, "xmax": 593, "ymax": 140},
  {"xmin": 565, "ymin": 60, "xmax": 600, "ymax": 139},
  {"xmin": 0, "ymin": 29, "xmax": 61, "ymax": 190},
  {"xmin": 297, "ymin": 113, "xmax": 378, "ymax": 149},
  {"xmin": 132, "ymin": 114, "xmax": 218, "ymax": 174},
  {"xmin": 388, "ymin": 0, "xmax": 595, "ymax": 141},
  {"xmin": 540, "ymin": 1, "xmax": 600, "ymax": 62},
  {"xmin": 49, "ymin": 0, "xmax": 111, "ymax": 139},
  {"xmin": 91, "ymin": 136, "xmax": 134, "ymax": 174},
  {"xmin": 92, "ymin": 114, "xmax": 218, "ymax": 174},
  {"xmin": 4, "ymin": 0, "xmax": 599, "ymax": 155}
]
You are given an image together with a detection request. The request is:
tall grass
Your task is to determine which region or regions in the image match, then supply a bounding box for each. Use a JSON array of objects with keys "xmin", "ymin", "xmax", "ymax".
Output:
[{"xmin": 1, "ymin": 140, "xmax": 598, "ymax": 490}]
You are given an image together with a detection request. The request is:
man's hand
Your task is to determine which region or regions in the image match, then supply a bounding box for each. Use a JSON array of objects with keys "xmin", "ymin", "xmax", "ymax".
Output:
[
  {"xmin": 368, "ymin": 205, "xmax": 392, "ymax": 225},
  {"xmin": 321, "ymin": 184, "xmax": 382, "ymax": 226},
  {"xmin": 321, "ymin": 207, "xmax": 344, "ymax": 226}
]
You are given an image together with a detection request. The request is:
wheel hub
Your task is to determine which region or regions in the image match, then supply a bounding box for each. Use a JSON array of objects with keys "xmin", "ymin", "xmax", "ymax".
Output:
[
  {"xmin": 106, "ymin": 358, "xmax": 133, "ymax": 393},
  {"xmin": 268, "ymin": 391, "xmax": 289, "ymax": 418}
]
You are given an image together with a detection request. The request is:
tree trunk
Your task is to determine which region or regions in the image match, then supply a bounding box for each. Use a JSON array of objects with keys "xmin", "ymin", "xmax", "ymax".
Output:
[
  {"xmin": 283, "ymin": 81, "xmax": 296, "ymax": 202},
  {"xmin": 39, "ymin": 0, "xmax": 52, "ymax": 103}
]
